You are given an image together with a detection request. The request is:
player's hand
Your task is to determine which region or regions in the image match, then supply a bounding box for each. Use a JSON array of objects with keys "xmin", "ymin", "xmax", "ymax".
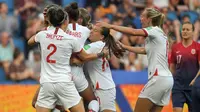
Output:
[
  {"xmin": 189, "ymin": 79, "xmax": 195, "ymax": 86},
  {"xmin": 96, "ymin": 21, "xmax": 112, "ymax": 29},
  {"xmin": 117, "ymin": 41, "xmax": 126, "ymax": 50},
  {"xmin": 102, "ymin": 46, "xmax": 109, "ymax": 57},
  {"xmin": 70, "ymin": 57, "xmax": 83, "ymax": 66}
]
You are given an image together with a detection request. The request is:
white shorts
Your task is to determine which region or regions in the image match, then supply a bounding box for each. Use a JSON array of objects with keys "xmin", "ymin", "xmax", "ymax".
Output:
[
  {"xmin": 95, "ymin": 88, "xmax": 116, "ymax": 111},
  {"xmin": 71, "ymin": 66, "xmax": 89, "ymax": 92},
  {"xmin": 139, "ymin": 76, "xmax": 174, "ymax": 106},
  {"xmin": 36, "ymin": 82, "xmax": 81, "ymax": 110}
]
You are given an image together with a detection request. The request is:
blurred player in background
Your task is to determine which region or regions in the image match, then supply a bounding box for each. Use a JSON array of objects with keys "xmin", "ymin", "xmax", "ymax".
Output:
[
  {"xmin": 28, "ymin": 5, "xmax": 108, "ymax": 112},
  {"xmin": 98, "ymin": 8, "xmax": 173, "ymax": 112},
  {"xmin": 170, "ymin": 22, "xmax": 200, "ymax": 112}
]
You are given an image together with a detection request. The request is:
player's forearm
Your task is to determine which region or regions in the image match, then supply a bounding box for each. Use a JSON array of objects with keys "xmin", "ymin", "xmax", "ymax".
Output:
[
  {"xmin": 28, "ymin": 35, "xmax": 36, "ymax": 46},
  {"xmin": 110, "ymin": 25, "xmax": 136, "ymax": 35},
  {"xmin": 124, "ymin": 45, "xmax": 146, "ymax": 54},
  {"xmin": 170, "ymin": 63, "xmax": 176, "ymax": 75},
  {"xmin": 79, "ymin": 53, "xmax": 104, "ymax": 61},
  {"xmin": 193, "ymin": 69, "xmax": 200, "ymax": 81}
]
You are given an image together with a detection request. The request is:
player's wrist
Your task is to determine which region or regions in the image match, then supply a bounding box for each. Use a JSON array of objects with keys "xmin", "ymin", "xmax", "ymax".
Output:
[{"xmin": 97, "ymin": 52, "xmax": 104, "ymax": 58}]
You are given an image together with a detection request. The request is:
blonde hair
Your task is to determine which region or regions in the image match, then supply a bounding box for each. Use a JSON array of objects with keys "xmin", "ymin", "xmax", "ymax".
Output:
[
  {"xmin": 145, "ymin": 8, "xmax": 165, "ymax": 28},
  {"xmin": 79, "ymin": 8, "xmax": 91, "ymax": 27}
]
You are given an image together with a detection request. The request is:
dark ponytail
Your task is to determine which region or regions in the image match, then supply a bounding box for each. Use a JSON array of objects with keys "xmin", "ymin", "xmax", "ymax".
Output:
[
  {"xmin": 64, "ymin": 2, "xmax": 79, "ymax": 21},
  {"xmin": 47, "ymin": 6, "xmax": 68, "ymax": 27},
  {"xmin": 101, "ymin": 27, "xmax": 124, "ymax": 58}
]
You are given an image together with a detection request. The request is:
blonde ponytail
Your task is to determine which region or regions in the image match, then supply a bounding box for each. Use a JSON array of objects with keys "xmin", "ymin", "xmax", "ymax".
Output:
[
  {"xmin": 159, "ymin": 13, "xmax": 165, "ymax": 28},
  {"xmin": 146, "ymin": 8, "xmax": 165, "ymax": 28}
]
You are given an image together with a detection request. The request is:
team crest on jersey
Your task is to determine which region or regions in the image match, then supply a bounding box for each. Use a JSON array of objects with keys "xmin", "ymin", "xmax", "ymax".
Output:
[{"xmin": 191, "ymin": 49, "xmax": 196, "ymax": 54}]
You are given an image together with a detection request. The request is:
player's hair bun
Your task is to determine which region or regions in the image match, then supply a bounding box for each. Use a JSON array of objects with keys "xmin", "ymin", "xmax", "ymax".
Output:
[{"xmin": 71, "ymin": 2, "xmax": 78, "ymax": 10}]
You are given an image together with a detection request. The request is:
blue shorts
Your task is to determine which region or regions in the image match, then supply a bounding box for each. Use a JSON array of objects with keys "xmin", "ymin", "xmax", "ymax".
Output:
[
  {"xmin": 172, "ymin": 89, "xmax": 192, "ymax": 111},
  {"xmin": 192, "ymin": 86, "xmax": 200, "ymax": 112}
]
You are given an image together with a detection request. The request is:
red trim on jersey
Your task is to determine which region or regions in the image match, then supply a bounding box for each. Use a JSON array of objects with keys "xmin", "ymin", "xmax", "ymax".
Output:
[
  {"xmin": 74, "ymin": 48, "xmax": 83, "ymax": 54},
  {"xmin": 96, "ymin": 96, "xmax": 101, "ymax": 105},
  {"xmin": 153, "ymin": 69, "xmax": 158, "ymax": 76},
  {"xmin": 44, "ymin": 27, "xmax": 47, "ymax": 30},
  {"xmin": 54, "ymin": 27, "xmax": 59, "ymax": 34},
  {"xmin": 96, "ymin": 82, "xmax": 100, "ymax": 89},
  {"xmin": 142, "ymin": 29, "xmax": 148, "ymax": 37},
  {"xmin": 102, "ymin": 57, "xmax": 106, "ymax": 71},
  {"xmin": 72, "ymin": 23, "xmax": 76, "ymax": 30}
]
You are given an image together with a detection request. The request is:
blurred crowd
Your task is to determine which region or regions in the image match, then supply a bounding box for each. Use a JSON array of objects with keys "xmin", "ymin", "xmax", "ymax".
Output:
[{"xmin": 0, "ymin": 0, "xmax": 200, "ymax": 82}]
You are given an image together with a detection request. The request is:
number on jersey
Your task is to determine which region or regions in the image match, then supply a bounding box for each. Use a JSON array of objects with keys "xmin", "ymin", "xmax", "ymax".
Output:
[
  {"xmin": 46, "ymin": 44, "xmax": 57, "ymax": 63},
  {"xmin": 177, "ymin": 55, "xmax": 182, "ymax": 64}
]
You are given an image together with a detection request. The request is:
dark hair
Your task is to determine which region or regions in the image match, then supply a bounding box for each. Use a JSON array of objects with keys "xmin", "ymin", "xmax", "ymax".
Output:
[
  {"xmin": 101, "ymin": 27, "xmax": 124, "ymax": 58},
  {"xmin": 64, "ymin": 2, "xmax": 79, "ymax": 21},
  {"xmin": 182, "ymin": 14, "xmax": 190, "ymax": 20},
  {"xmin": 43, "ymin": 4, "xmax": 60, "ymax": 26},
  {"xmin": 47, "ymin": 6, "xmax": 68, "ymax": 27},
  {"xmin": 0, "ymin": 2, "xmax": 5, "ymax": 9},
  {"xmin": 13, "ymin": 48, "xmax": 21, "ymax": 60},
  {"xmin": 182, "ymin": 22, "xmax": 195, "ymax": 31},
  {"xmin": 79, "ymin": 8, "xmax": 91, "ymax": 27}
]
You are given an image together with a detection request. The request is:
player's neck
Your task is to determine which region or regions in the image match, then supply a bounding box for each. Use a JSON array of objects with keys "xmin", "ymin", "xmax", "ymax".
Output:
[{"xmin": 182, "ymin": 39, "xmax": 193, "ymax": 47}]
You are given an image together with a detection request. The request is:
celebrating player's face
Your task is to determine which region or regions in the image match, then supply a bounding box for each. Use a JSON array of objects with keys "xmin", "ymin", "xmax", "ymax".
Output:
[
  {"xmin": 181, "ymin": 24, "xmax": 193, "ymax": 40},
  {"xmin": 89, "ymin": 25, "xmax": 103, "ymax": 42},
  {"xmin": 140, "ymin": 10, "xmax": 150, "ymax": 28}
]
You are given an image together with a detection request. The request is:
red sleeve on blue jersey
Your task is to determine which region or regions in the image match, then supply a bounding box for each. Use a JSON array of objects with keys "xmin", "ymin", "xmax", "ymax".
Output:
[{"xmin": 171, "ymin": 43, "xmax": 178, "ymax": 64}]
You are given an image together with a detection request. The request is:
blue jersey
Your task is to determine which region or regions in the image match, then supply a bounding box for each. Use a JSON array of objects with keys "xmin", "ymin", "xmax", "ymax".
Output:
[{"xmin": 171, "ymin": 41, "xmax": 200, "ymax": 90}]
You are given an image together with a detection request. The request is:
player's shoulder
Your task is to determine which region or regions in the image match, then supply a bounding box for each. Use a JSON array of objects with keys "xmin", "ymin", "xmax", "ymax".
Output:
[
  {"xmin": 90, "ymin": 41, "xmax": 105, "ymax": 47},
  {"xmin": 78, "ymin": 24, "xmax": 90, "ymax": 32},
  {"xmin": 191, "ymin": 41, "xmax": 200, "ymax": 49},
  {"xmin": 192, "ymin": 41, "xmax": 200, "ymax": 46},
  {"xmin": 171, "ymin": 42, "xmax": 181, "ymax": 50}
]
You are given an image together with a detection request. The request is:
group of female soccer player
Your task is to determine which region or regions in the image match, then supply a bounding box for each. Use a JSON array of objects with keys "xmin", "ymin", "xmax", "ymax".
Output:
[{"xmin": 27, "ymin": 2, "xmax": 200, "ymax": 112}]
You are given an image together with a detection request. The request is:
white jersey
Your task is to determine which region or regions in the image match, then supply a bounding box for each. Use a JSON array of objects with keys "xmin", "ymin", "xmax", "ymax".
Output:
[
  {"xmin": 66, "ymin": 23, "xmax": 90, "ymax": 47},
  {"xmin": 84, "ymin": 41, "xmax": 115, "ymax": 89},
  {"xmin": 143, "ymin": 26, "xmax": 172, "ymax": 79},
  {"xmin": 35, "ymin": 26, "xmax": 82, "ymax": 83}
]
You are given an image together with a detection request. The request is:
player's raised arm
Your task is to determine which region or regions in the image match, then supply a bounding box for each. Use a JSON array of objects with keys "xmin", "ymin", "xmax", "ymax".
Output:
[
  {"xmin": 77, "ymin": 47, "xmax": 108, "ymax": 61},
  {"xmin": 28, "ymin": 34, "xmax": 36, "ymax": 45},
  {"xmin": 96, "ymin": 21, "xmax": 146, "ymax": 37},
  {"xmin": 117, "ymin": 41, "xmax": 146, "ymax": 54}
]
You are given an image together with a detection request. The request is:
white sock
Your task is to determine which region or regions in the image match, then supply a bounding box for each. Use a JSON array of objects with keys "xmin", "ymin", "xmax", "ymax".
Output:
[{"xmin": 88, "ymin": 100, "xmax": 99, "ymax": 112}]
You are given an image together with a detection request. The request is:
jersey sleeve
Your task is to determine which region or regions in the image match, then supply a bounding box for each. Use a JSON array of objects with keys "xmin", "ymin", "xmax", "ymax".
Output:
[
  {"xmin": 142, "ymin": 27, "xmax": 156, "ymax": 38},
  {"xmin": 84, "ymin": 42, "xmax": 103, "ymax": 54},
  {"xmin": 34, "ymin": 31, "xmax": 43, "ymax": 43},
  {"xmin": 84, "ymin": 28, "xmax": 90, "ymax": 39},
  {"xmin": 171, "ymin": 44, "xmax": 176, "ymax": 64},
  {"xmin": 72, "ymin": 38, "xmax": 82, "ymax": 53}
]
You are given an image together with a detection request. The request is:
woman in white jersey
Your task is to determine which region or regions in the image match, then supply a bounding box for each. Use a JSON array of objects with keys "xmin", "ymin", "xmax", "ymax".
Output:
[
  {"xmin": 65, "ymin": 3, "xmax": 99, "ymax": 111},
  {"xmin": 28, "ymin": 6, "xmax": 108, "ymax": 112},
  {"xmin": 31, "ymin": 4, "xmax": 65, "ymax": 111},
  {"xmin": 31, "ymin": 4, "xmax": 99, "ymax": 112},
  {"xmin": 72, "ymin": 25, "xmax": 124, "ymax": 112},
  {"xmin": 97, "ymin": 8, "xmax": 174, "ymax": 112}
]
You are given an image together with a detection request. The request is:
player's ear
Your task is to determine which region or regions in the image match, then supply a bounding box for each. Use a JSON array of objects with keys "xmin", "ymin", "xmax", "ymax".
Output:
[{"xmin": 100, "ymin": 35, "xmax": 104, "ymax": 40}]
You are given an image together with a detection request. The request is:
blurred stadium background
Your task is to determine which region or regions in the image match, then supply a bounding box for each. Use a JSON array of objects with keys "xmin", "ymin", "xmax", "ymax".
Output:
[{"xmin": 0, "ymin": 0, "xmax": 198, "ymax": 111}]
